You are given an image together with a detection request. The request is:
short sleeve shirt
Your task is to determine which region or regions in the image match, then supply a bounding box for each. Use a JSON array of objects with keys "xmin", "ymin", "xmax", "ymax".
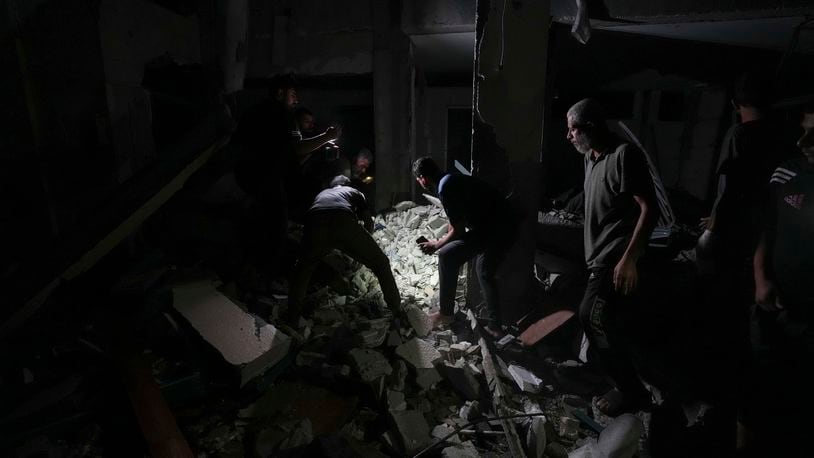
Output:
[
  {"xmin": 438, "ymin": 173, "xmax": 511, "ymax": 233},
  {"xmin": 583, "ymin": 142, "xmax": 656, "ymax": 269},
  {"xmin": 309, "ymin": 185, "xmax": 367, "ymax": 218},
  {"xmin": 765, "ymin": 157, "xmax": 814, "ymax": 302}
]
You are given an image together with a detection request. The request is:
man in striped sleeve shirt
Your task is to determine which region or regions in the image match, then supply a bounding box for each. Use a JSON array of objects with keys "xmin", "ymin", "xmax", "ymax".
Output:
[{"xmin": 748, "ymin": 105, "xmax": 814, "ymax": 458}]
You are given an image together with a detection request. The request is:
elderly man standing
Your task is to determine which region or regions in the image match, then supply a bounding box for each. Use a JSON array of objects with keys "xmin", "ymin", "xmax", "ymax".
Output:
[{"xmin": 566, "ymin": 99, "xmax": 658, "ymax": 416}]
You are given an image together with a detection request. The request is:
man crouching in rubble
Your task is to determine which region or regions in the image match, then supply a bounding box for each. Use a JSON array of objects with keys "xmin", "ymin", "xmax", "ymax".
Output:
[
  {"xmin": 412, "ymin": 156, "xmax": 517, "ymax": 339},
  {"xmin": 285, "ymin": 175, "xmax": 403, "ymax": 324},
  {"xmin": 566, "ymin": 99, "xmax": 658, "ymax": 416}
]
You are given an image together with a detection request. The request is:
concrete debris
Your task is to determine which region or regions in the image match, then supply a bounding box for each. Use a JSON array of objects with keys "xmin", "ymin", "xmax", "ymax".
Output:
[
  {"xmin": 432, "ymin": 424, "xmax": 461, "ymax": 444},
  {"xmin": 172, "ymin": 281, "xmax": 291, "ymax": 386},
  {"xmin": 358, "ymin": 318, "xmax": 389, "ymax": 348},
  {"xmin": 387, "ymin": 390, "xmax": 407, "ymax": 411},
  {"xmin": 546, "ymin": 442, "xmax": 570, "ymax": 458},
  {"xmin": 415, "ymin": 367, "xmax": 443, "ymax": 391},
  {"xmin": 396, "ymin": 338, "xmax": 441, "ymax": 369},
  {"xmin": 559, "ymin": 416, "xmax": 580, "ymax": 441},
  {"xmin": 495, "ymin": 333, "xmax": 516, "ymax": 350},
  {"xmin": 406, "ymin": 306, "xmax": 433, "ymax": 337},
  {"xmin": 459, "ymin": 400, "xmax": 482, "ymax": 421},
  {"xmin": 393, "ymin": 201, "xmax": 417, "ymax": 212},
  {"xmin": 508, "ymin": 364, "xmax": 544, "ymax": 393},
  {"xmin": 255, "ymin": 419, "xmax": 314, "ymax": 455},
  {"xmin": 439, "ymin": 362, "xmax": 482, "ymax": 400},
  {"xmin": 389, "ymin": 360, "xmax": 408, "ymax": 391},
  {"xmin": 597, "ymin": 414, "xmax": 643, "ymax": 458},
  {"xmin": 441, "ymin": 440, "xmax": 480, "ymax": 458},
  {"xmin": 390, "ymin": 410, "xmax": 431, "ymax": 455},
  {"xmin": 449, "ymin": 342, "xmax": 472, "ymax": 359},
  {"xmin": 526, "ymin": 416, "xmax": 548, "ymax": 458},
  {"xmin": 348, "ymin": 348, "xmax": 392, "ymax": 382}
]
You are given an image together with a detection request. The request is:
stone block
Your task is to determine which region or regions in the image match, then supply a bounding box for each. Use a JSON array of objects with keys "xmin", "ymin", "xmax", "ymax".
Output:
[
  {"xmin": 415, "ymin": 367, "xmax": 443, "ymax": 390},
  {"xmin": 390, "ymin": 410, "xmax": 431, "ymax": 455},
  {"xmin": 442, "ymin": 440, "xmax": 480, "ymax": 458},
  {"xmin": 387, "ymin": 390, "xmax": 407, "ymax": 411},
  {"xmin": 348, "ymin": 348, "xmax": 392, "ymax": 382},
  {"xmin": 172, "ymin": 281, "xmax": 291, "ymax": 386},
  {"xmin": 439, "ymin": 362, "xmax": 482, "ymax": 400},
  {"xmin": 406, "ymin": 306, "xmax": 433, "ymax": 337},
  {"xmin": 508, "ymin": 365, "xmax": 544, "ymax": 393},
  {"xmin": 394, "ymin": 201, "xmax": 417, "ymax": 212},
  {"xmin": 396, "ymin": 338, "xmax": 441, "ymax": 369}
]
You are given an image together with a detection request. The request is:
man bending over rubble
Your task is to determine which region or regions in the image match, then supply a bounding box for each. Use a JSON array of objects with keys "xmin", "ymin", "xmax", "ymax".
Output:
[
  {"xmin": 285, "ymin": 176, "xmax": 403, "ymax": 324},
  {"xmin": 412, "ymin": 156, "xmax": 517, "ymax": 338},
  {"xmin": 566, "ymin": 99, "xmax": 658, "ymax": 417}
]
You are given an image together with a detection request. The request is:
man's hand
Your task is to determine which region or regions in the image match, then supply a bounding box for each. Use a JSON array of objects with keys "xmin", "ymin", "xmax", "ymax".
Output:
[
  {"xmin": 755, "ymin": 277, "xmax": 782, "ymax": 312},
  {"xmin": 698, "ymin": 215, "xmax": 714, "ymax": 231},
  {"xmin": 613, "ymin": 256, "xmax": 638, "ymax": 295},
  {"xmin": 418, "ymin": 240, "xmax": 439, "ymax": 255}
]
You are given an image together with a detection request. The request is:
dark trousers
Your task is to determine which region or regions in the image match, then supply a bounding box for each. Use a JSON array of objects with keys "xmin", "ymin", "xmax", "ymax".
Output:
[
  {"xmin": 578, "ymin": 268, "xmax": 649, "ymax": 400},
  {"xmin": 289, "ymin": 210, "xmax": 400, "ymax": 317},
  {"xmin": 437, "ymin": 230, "xmax": 509, "ymax": 325}
]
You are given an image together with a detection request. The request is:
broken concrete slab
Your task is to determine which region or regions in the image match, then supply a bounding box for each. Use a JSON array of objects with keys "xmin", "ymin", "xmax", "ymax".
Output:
[
  {"xmin": 439, "ymin": 362, "xmax": 482, "ymax": 400},
  {"xmin": 358, "ymin": 318, "xmax": 389, "ymax": 348},
  {"xmin": 441, "ymin": 440, "xmax": 480, "ymax": 458},
  {"xmin": 415, "ymin": 367, "xmax": 443, "ymax": 391},
  {"xmin": 597, "ymin": 414, "xmax": 643, "ymax": 458},
  {"xmin": 390, "ymin": 410, "xmax": 431, "ymax": 455},
  {"xmin": 432, "ymin": 424, "xmax": 461, "ymax": 444},
  {"xmin": 393, "ymin": 201, "xmax": 417, "ymax": 212},
  {"xmin": 395, "ymin": 338, "xmax": 441, "ymax": 369},
  {"xmin": 508, "ymin": 364, "xmax": 544, "ymax": 393},
  {"xmin": 348, "ymin": 348, "xmax": 393, "ymax": 382},
  {"xmin": 172, "ymin": 281, "xmax": 291, "ymax": 386},
  {"xmin": 406, "ymin": 306, "xmax": 432, "ymax": 337},
  {"xmin": 387, "ymin": 390, "xmax": 407, "ymax": 411},
  {"xmin": 526, "ymin": 416, "xmax": 547, "ymax": 458}
]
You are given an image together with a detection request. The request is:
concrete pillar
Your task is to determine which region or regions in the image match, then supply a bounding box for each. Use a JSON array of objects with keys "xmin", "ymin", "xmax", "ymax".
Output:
[
  {"xmin": 471, "ymin": 0, "xmax": 550, "ymax": 323},
  {"xmin": 372, "ymin": 0, "xmax": 414, "ymax": 211}
]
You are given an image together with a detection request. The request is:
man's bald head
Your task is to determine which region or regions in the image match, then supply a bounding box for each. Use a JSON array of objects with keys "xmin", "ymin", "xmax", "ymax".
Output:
[{"xmin": 566, "ymin": 98, "xmax": 607, "ymax": 130}]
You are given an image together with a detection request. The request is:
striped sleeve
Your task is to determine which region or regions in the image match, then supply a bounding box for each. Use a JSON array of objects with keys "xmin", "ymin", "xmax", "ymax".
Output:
[{"xmin": 770, "ymin": 166, "xmax": 797, "ymax": 185}]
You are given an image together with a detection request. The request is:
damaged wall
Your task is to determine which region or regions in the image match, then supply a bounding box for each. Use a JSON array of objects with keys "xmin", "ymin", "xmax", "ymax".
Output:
[{"xmin": 99, "ymin": 0, "xmax": 202, "ymax": 183}]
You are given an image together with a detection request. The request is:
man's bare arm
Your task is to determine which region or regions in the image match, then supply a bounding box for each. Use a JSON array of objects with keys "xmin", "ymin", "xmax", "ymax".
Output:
[
  {"xmin": 294, "ymin": 127, "xmax": 341, "ymax": 164},
  {"xmin": 614, "ymin": 194, "xmax": 657, "ymax": 294}
]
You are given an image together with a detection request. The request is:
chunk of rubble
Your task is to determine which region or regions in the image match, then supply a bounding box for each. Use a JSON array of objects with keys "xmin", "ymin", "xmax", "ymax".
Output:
[
  {"xmin": 526, "ymin": 416, "xmax": 547, "ymax": 458},
  {"xmin": 389, "ymin": 360, "xmax": 408, "ymax": 391},
  {"xmin": 459, "ymin": 400, "xmax": 482, "ymax": 421},
  {"xmin": 387, "ymin": 390, "xmax": 407, "ymax": 411},
  {"xmin": 508, "ymin": 364, "xmax": 544, "ymax": 393},
  {"xmin": 172, "ymin": 281, "xmax": 292, "ymax": 386},
  {"xmin": 390, "ymin": 410, "xmax": 431, "ymax": 455},
  {"xmin": 449, "ymin": 342, "xmax": 471, "ymax": 359},
  {"xmin": 432, "ymin": 424, "xmax": 461, "ymax": 444},
  {"xmin": 442, "ymin": 440, "xmax": 480, "ymax": 458},
  {"xmin": 406, "ymin": 306, "xmax": 433, "ymax": 337},
  {"xmin": 348, "ymin": 348, "xmax": 392, "ymax": 382},
  {"xmin": 393, "ymin": 201, "xmax": 417, "ymax": 212},
  {"xmin": 415, "ymin": 367, "xmax": 443, "ymax": 391},
  {"xmin": 396, "ymin": 338, "xmax": 441, "ymax": 369},
  {"xmin": 439, "ymin": 361, "xmax": 482, "ymax": 400},
  {"xmin": 254, "ymin": 418, "xmax": 313, "ymax": 455},
  {"xmin": 358, "ymin": 319, "xmax": 390, "ymax": 348}
]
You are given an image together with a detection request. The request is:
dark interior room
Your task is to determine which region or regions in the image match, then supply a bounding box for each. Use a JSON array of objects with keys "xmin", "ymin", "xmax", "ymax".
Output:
[{"xmin": 2, "ymin": 0, "xmax": 814, "ymax": 457}]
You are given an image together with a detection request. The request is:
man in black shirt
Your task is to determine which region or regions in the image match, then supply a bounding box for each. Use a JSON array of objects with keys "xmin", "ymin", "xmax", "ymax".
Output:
[
  {"xmin": 412, "ymin": 157, "xmax": 517, "ymax": 338},
  {"xmin": 286, "ymin": 176, "xmax": 402, "ymax": 324},
  {"xmin": 231, "ymin": 75, "xmax": 340, "ymax": 274},
  {"xmin": 566, "ymin": 99, "xmax": 658, "ymax": 416},
  {"xmin": 749, "ymin": 106, "xmax": 814, "ymax": 457}
]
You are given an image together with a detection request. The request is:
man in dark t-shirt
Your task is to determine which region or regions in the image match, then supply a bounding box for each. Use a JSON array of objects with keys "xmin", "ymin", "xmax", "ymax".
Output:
[
  {"xmin": 749, "ymin": 106, "xmax": 814, "ymax": 458},
  {"xmin": 286, "ymin": 176, "xmax": 402, "ymax": 324},
  {"xmin": 567, "ymin": 99, "xmax": 659, "ymax": 417},
  {"xmin": 412, "ymin": 157, "xmax": 517, "ymax": 338}
]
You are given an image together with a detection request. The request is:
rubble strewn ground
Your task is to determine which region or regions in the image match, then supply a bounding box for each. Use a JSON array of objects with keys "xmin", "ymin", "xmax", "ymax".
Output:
[{"xmin": 3, "ymin": 202, "xmax": 651, "ymax": 457}]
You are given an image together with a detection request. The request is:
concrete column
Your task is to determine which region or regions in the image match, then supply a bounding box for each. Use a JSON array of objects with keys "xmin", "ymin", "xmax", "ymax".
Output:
[
  {"xmin": 372, "ymin": 0, "xmax": 414, "ymax": 211},
  {"xmin": 471, "ymin": 0, "xmax": 550, "ymax": 323}
]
